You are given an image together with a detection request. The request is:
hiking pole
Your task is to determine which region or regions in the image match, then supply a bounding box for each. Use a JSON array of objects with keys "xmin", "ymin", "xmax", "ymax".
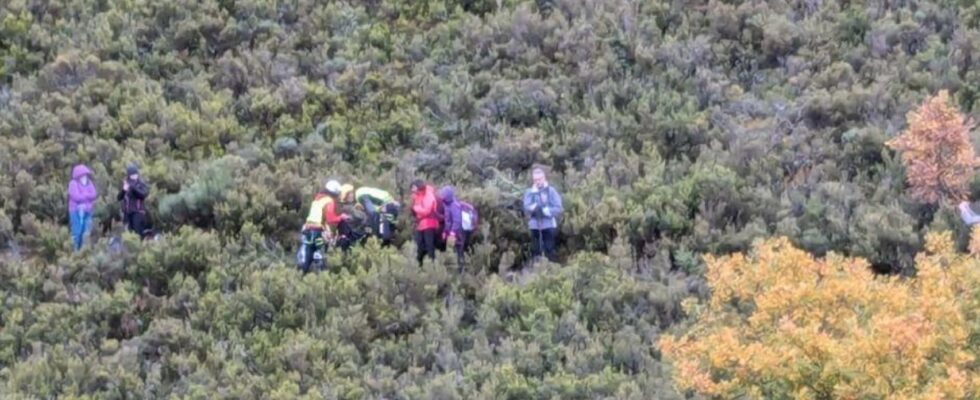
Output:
[{"xmin": 538, "ymin": 226, "xmax": 544, "ymax": 264}]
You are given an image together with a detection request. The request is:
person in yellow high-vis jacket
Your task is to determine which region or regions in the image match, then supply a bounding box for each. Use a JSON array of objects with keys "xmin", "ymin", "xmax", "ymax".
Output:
[
  {"xmin": 341, "ymin": 185, "xmax": 400, "ymax": 246},
  {"xmin": 299, "ymin": 180, "xmax": 350, "ymax": 273}
]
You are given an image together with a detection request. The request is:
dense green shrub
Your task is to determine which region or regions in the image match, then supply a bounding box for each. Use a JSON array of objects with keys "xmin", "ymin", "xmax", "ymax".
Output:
[
  {"xmin": 0, "ymin": 227, "xmax": 691, "ymax": 397},
  {"xmin": 1, "ymin": 0, "xmax": 976, "ymax": 396}
]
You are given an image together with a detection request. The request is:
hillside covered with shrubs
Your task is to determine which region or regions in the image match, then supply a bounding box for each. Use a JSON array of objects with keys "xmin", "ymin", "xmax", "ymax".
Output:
[{"xmin": 3, "ymin": 0, "xmax": 980, "ymax": 397}]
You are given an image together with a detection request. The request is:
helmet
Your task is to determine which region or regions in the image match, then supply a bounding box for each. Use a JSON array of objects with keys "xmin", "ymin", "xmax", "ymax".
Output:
[
  {"xmin": 340, "ymin": 184, "xmax": 354, "ymax": 201},
  {"xmin": 325, "ymin": 180, "xmax": 342, "ymax": 195}
]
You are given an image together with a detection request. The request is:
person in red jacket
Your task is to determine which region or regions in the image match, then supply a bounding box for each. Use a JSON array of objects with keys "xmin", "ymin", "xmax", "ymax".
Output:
[{"xmin": 411, "ymin": 179, "xmax": 440, "ymax": 265}]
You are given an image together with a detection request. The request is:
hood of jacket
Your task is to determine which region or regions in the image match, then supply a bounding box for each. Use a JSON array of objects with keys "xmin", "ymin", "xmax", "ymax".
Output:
[
  {"xmin": 412, "ymin": 185, "xmax": 434, "ymax": 200},
  {"xmin": 440, "ymin": 186, "xmax": 456, "ymax": 204},
  {"xmin": 72, "ymin": 164, "xmax": 93, "ymax": 180},
  {"xmin": 68, "ymin": 165, "xmax": 98, "ymax": 213}
]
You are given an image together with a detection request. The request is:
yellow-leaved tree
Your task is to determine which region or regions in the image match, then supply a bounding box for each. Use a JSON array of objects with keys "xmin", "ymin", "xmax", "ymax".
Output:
[
  {"xmin": 886, "ymin": 90, "xmax": 978, "ymax": 204},
  {"xmin": 659, "ymin": 232, "xmax": 980, "ymax": 399}
]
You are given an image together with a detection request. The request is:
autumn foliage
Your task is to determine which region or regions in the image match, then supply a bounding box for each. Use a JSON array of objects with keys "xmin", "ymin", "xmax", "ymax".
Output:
[
  {"xmin": 659, "ymin": 233, "xmax": 980, "ymax": 399},
  {"xmin": 887, "ymin": 91, "xmax": 978, "ymax": 204},
  {"xmin": 970, "ymin": 225, "xmax": 980, "ymax": 256}
]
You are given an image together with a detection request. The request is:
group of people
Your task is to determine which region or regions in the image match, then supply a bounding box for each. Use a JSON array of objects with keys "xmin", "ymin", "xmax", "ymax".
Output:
[
  {"xmin": 65, "ymin": 164, "xmax": 152, "ymax": 250},
  {"xmin": 65, "ymin": 162, "xmax": 563, "ymax": 271},
  {"xmin": 297, "ymin": 177, "xmax": 483, "ymax": 273},
  {"xmin": 298, "ymin": 167, "xmax": 563, "ymax": 273},
  {"xmin": 296, "ymin": 180, "xmax": 399, "ymax": 273},
  {"xmin": 408, "ymin": 179, "xmax": 480, "ymax": 268}
]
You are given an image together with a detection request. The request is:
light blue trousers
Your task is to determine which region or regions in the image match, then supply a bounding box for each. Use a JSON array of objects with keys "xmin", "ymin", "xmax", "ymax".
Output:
[{"xmin": 70, "ymin": 210, "xmax": 92, "ymax": 250}]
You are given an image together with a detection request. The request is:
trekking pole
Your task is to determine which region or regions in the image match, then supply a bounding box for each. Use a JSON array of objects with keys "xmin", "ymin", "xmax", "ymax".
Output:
[{"xmin": 538, "ymin": 226, "xmax": 544, "ymax": 264}]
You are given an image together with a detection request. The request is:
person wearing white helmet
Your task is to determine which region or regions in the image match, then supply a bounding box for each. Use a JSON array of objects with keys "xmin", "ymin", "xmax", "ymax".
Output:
[{"xmin": 298, "ymin": 179, "xmax": 351, "ymax": 273}]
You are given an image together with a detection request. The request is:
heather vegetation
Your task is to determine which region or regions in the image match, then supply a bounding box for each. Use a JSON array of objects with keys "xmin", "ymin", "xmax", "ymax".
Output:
[{"xmin": 3, "ymin": 0, "xmax": 980, "ymax": 397}]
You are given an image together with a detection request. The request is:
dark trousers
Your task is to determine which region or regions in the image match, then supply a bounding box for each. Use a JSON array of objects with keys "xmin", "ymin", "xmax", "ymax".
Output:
[
  {"xmin": 123, "ymin": 212, "xmax": 147, "ymax": 239},
  {"xmin": 435, "ymin": 223, "xmax": 447, "ymax": 252},
  {"xmin": 454, "ymin": 230, "xmax": 472, "ymax": 272},
  {"xmin": 530, "ymin": 228, "xmax": 557, "ymax": 262},
  {"xmin": 301, "ymin": 230, "xmax": 325, "ymax": 273},
  {"xmin": 382, "ymin": 203, "xmax": 399, "ymax": 245},
  {"xmin": 336, "ymin": 221, "xmax": 361, "ymax": 253},
  {"xmin": 367, "ymin": 203, "xmax": 398, "ymax": 246},
  {"xmin": 378, "ymin": 218, "xmax": 395, "ymax": 245},
  {"xmin": 415, "ymin": 229, "xmax": 438, "ymax": 265}
]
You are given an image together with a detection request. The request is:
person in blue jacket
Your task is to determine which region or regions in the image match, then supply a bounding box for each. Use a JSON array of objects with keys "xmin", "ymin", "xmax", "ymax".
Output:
[{"xmin": 523, "ymin": 167, "xmax": 562, "ymax": 262}]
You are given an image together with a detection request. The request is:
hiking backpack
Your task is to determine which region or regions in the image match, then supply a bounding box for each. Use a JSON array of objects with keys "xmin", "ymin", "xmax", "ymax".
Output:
[{"xmin": 460, "ymin": 201, "xmax": 478, "ymax": 232}]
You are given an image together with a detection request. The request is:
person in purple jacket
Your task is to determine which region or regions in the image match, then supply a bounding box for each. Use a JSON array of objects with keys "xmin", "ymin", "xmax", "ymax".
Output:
[
  {"xmin": 67, "ymin": 164, "xmax": 98, "ymax": 250},
  {"xmin": 440, "ymin": 186, "xmax": 466, "ymax": 271}
]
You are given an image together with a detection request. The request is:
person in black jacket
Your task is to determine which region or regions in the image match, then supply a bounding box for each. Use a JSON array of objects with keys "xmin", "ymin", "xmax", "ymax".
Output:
[{"xmin": 117, "ymin": 164, "xmax": 150, "ymax": 238}]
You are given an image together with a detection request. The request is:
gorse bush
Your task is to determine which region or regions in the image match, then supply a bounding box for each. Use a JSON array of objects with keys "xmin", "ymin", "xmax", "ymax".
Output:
[{"xmin": 2, "ymin": 0, "xmax": 980, "ymax": 397}]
